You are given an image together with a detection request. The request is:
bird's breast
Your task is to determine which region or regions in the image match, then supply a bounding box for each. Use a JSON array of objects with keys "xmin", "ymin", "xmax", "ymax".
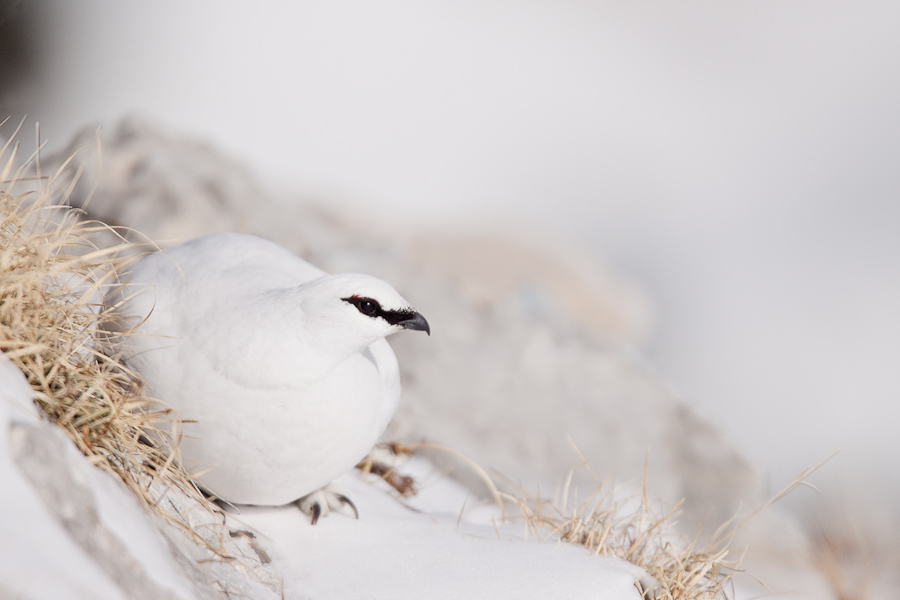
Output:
[{"xmin": 170, "ymin": 343, "xmax": 400, "ymax": 505}]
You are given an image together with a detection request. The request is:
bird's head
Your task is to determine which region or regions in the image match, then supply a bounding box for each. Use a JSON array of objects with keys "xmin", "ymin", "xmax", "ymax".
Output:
[{"xmin": 298, "ymin": 274, "xmax": 429, "ymax": 352}]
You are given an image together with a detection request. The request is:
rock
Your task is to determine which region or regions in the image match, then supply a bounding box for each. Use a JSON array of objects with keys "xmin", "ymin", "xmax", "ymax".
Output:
[{"xmin": 46, "ymin": 116, "xmax": 262, "ymax": 244}]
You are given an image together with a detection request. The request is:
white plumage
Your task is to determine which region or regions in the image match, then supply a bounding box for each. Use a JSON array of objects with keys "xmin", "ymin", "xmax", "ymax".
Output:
[{"xmin": 105, "ymin": 233, "xmax": 428, "ymax": 514}]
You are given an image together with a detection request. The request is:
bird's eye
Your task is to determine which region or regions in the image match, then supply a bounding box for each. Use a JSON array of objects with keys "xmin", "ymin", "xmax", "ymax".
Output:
[
  {"xmin": 343, "ymin": 296, "xmax": 381, "ymax": 317},
  {"xmin": 358, "ymin": 299, "xmax": 377, "ymax": 316}
]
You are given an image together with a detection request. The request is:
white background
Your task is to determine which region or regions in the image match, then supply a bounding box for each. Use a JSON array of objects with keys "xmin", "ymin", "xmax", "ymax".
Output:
[{"xmin": 6, "ymin": 0, "xmax": 900, "ymax": 502}]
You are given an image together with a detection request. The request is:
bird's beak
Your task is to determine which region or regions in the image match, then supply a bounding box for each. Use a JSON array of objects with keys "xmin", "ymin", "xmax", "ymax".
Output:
[{"xmin": 400, "ymin": 312, "xmax": 430, "ymax": 336}]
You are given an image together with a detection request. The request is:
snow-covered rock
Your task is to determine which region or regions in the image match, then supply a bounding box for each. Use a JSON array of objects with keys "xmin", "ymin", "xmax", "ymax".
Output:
[{"xmin": 0, "ymin": 357, "xmax": 199, "ymax": 600}]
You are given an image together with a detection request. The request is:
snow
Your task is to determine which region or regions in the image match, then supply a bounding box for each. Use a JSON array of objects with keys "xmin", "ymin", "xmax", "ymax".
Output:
[
  {"xmin": 88, "ymin": 461, "xmax": 200, "ymax": 599},
  {"xmin": 0, "ymin": 358, "xmax": 127, "ymax": 600},
  {"xmin": 230, "ymin": 457, "xmax": 645, "ymax": 600},
  {"xmin": 1, "ymin": 357, "xmax": 645, "ymax": 599}
]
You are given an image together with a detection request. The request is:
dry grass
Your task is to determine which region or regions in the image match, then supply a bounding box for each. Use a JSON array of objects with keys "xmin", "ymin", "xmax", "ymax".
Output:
[
  {"xmin": 363, "ymin": 440, "xmax": 737, "ymax": 599},
  {"xmin": 0, "ymin": 123, "xmax": 216, "ymax": 534},
  {"xmin": 499, "ymin": 455, "xmax": 736, "ymax": 600},
  {"xmin": 0, "ymin": 125, "xmax": 280, "ymax": 594},
  {"xmin": 492, "ymin": 447, "xmax": 836, "ymax": 600}
]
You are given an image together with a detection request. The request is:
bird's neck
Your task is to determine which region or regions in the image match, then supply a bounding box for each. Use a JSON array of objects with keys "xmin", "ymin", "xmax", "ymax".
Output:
[{"xmin": 251, "ymin": 288, "xmax": 381, "ymax": 384}]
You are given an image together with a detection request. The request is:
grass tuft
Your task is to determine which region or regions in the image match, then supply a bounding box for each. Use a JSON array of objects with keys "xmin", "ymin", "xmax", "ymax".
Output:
[
  {"xmin": 500, "ymin": 452, "xmax": 736, "ymax": 600},
  {"xmin": 0, "ymin": 129, "xmax": 222, "ymax": 546},
  {"xmin": 499, "ymin": 448, "xmax": 837, "ymax": 599}
]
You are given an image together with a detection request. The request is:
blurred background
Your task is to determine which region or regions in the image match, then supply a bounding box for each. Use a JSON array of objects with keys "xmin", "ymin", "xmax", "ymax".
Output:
[{"xmin": 2, "ymin": 0, "xmax": 899, "ymax": 509}]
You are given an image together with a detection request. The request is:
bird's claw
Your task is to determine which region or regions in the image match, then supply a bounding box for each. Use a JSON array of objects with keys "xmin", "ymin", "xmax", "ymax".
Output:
[
  {"xmin": 309, "ymin": 502, "xmax": 322, "ymax": 525},
  {"xmin": 298, "ymin": 487, "xmax": 359, "ymax": 525},
  {"xmin": 334, "ymin": 493, "xmax": 359, "ymax": 520}
]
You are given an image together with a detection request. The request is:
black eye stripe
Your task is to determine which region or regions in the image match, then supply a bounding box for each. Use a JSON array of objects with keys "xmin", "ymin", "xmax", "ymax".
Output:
[
  {"xmin": 342, "ymin": 296, "xmax": 417, "ymax": 324},
  {"xmin": 378, "ymin": 308, "xmax": 419, "ymax": 326}
]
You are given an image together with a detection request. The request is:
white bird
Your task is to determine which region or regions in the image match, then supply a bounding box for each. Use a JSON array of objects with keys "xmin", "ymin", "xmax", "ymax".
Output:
[{"xmin": 105, "ymin": 233, "xmax": 429, "ymax": 522}]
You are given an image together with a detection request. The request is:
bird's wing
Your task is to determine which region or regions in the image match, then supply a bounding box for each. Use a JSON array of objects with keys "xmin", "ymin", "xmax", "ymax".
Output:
[{"xmin": 116, "ymin": 233, "xmax": 328, "ymax": 390}]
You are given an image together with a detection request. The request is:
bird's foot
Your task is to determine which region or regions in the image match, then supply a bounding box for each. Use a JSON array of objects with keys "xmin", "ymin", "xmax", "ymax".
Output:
[
  {"xmin": 297, "ymin": 487, "xmax": 358, "ymax": 525},
  {"xmin": 356, "ymin": 457, "xmax": 417, "ymax": 497},
  {"xmin": 356, "ymin": 441, "xmax": 419, "ymax": 497}
]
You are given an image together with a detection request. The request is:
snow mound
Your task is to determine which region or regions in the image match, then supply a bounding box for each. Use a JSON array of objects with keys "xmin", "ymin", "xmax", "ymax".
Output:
[{"xmin": 1, "ymin": 356, "xmax": 647, "ymax": 599}]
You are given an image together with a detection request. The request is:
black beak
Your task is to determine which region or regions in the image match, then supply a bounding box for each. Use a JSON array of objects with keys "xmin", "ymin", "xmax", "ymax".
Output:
[{"xmin": 399, "ymin": 312, "xmax": 430, "ymax": 336}]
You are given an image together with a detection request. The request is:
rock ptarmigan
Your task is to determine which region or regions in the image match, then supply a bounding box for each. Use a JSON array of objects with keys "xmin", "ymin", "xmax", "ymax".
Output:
[{"xmin": 105, "ymin": 233, "xmax": 429, "ymax": 522}]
